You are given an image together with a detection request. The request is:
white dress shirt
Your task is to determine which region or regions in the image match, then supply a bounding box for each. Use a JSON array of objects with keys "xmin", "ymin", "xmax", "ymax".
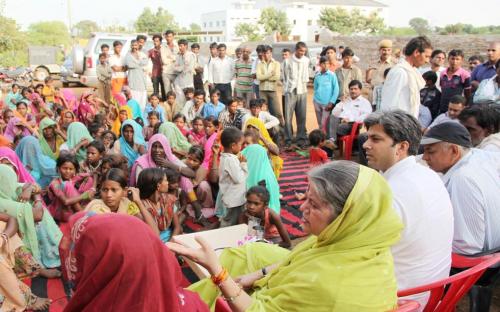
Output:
[
  {"xmin": 208, "ymin": 56, "xmax": 234, "ymax": 84},
  {"xmin": 384, "ymin": 156, "xmax": 454, "ymax": 308},
  {"xmin": 427, "ymin": 112, "xmax": 459, "ymax": 129},
  {"xmin": 332, "ymin": 96, "xmax": 372, "ymax": 122},
  {"xmin": 442, "ymin": 149, "xmax": 500, "ymax": 255},
  {"xmin": 242, "ymin": 110, "xmax": 280, "ymax": 130}
]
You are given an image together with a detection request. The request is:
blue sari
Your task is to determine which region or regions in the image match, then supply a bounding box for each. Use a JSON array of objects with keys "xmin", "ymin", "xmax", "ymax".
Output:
[
  {"xmin": 15, "ymin": 136, "xmax": 57, "ymax": 188},
  {"xmin": 127, "ymin": 98, "xmax": 143, "ymax": 120},
  {"xmin": 119, "ymin": 120, "xmax": 147, "ymax": 168}
]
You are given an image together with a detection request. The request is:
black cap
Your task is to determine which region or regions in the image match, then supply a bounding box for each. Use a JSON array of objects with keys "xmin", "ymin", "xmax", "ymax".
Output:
[{"xmin": 420, "ymin": 122, "xmax": 472, "ymax": 147}]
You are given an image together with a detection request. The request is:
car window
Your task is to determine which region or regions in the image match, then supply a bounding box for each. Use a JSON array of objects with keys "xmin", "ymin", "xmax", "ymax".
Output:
[{"xmin": 94, "ymin": 39, "xmax": 126, "ymax": 54}]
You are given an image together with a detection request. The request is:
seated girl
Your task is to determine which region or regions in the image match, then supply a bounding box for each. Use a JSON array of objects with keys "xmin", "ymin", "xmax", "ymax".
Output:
[
  {"xmin": 80, "ymin": 140, "xmax": 105, "ymax": 177},
  {"xmin": 143, "ymin": 111, "xmax": 161, "ymax": 141},
  {"xmin": 238, "ymin": 183, "xmax": 291, "ymax": 248},
  {"xmin": 101, "ymin": 130, "xmax": 117, "ymax": 154},
  {"xmin": 112, "ymin": 120, "xmax": 147, "ymax": 168},
  {"xmin": 48, "ymin": 154, "xmax": 95, "ymax": 222},
  {"xmin": 187, "ymin": 116, "xmax": 206, "ymax": 146},
  {"xmin": 173, "ymin": 113, "xmax": 189, "ymax": 137},
  {"xmin": 137, "ymin": 168, "xmax": 181, "ymax": 242},
  {"xmin": 184, "ymin": 146, "xmax": 215, "ymax": 220}
]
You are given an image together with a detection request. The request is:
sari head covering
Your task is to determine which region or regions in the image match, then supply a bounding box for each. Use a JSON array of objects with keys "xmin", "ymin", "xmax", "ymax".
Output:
[
  {"xmin": 201, "ymin": 131, "xmax": 218, "ymax": 170},
  {"xmin": 241, "ymin": 144, "xmax": 281, "ymax": 214},
  {"xmin": 119, "ymin": 119, "xmax": 146, "ymax": 168},
  {"xmin": 4, "ymin": 117, "xmax": 31, "ymax": 142},
  {"xmin": 158, "ymin": 122, "xmax": 192, "ymax": 155},
  {"xmin": 77, "ymin": 91, "xmax": 95, "ymax": 125},
  {"xmin": 15, "ymin": 136, "xmax": 57, "ymax": 188},
  {"xmin": 39, "ymin": 117, "xmax": 64, "ymax": 160},
  {"xmin": 111, "ymin": 105, "xmax": 132, "ymax": 136},
  {"xmin": 59, "ymin": 109, "xmax": 76, "ymax": 129},
  {"xmin": 66, "ymin": 122, "xmax": 94, "ymax": 163},
  {"xmin": 64, "ymin": 213, "xmax": 208, "ymax": 312},
  {"xmin": 0, "ymin": 146, "xmax": 35, "ymax": 183},
  {"xmin": 244, "ymin": 117, "xmax": 283, "ymax": 179},
  {"xmin": 61, "ymin": 88, "xmax": 77, "ymax": 111}
]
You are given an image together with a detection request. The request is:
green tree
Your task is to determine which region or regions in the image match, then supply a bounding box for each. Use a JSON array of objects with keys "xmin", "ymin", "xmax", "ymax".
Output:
[
  {"xmin": 73, "ymin": 20, "xmax": 99, "ymax": 38},
  {"xmin": 189, "ymin": 23, "xmax": 201, "ymax": 32},
  {"xmin": 409, "ymin": 17, "xmax": 431, "ymax": 35},
  {"xmin": 440, "ymin": 23, "xmax": 464, "ymax": 35},
  {"xmin": 27, "ymin": 21, "xmax": 70, "ymax": 47},
  {"xmin": 0, "ymin": 15, "xmax": 28, "ymax": 66},
  {"xmin": 259, "ymin": 7, "xmax": 290, "ymax": 36},
  {"xmin": 318, "ymin": 7, "xmax": 385, "ymax": 35},
  {"xmin": 134, "ymin": 7, "xmax": 179, "ymax": 33},
  {"xmin": 381, "ymin": 26, "xmax": 416, "ymax": 36},
  {"xmin": 235, "ymin": 23, "xmax": 262, "ymax": 41}
]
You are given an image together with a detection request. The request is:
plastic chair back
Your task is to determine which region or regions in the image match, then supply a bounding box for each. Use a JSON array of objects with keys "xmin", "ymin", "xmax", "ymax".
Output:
[{"xmin": 338, "ymin": 121, "xmax": 362, "ymax": 160}]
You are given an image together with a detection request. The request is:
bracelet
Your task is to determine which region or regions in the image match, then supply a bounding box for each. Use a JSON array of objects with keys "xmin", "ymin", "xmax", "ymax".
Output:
[
  {"xmin": 261, "ymin": 267, "xmax": 268, "ymax": 276},
  {"xmin": 211, "ymin": 267, "xmax": 228, "ymax": 286},
  {"xmin": 223, "ymin": 284, "xmax": 243, "ymax": 302}
]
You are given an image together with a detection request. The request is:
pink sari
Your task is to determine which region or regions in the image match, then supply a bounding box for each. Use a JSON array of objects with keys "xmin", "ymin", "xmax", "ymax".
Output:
[
  {"xmin": 77, "ymin": 92, "xmax": 96, "ymax": 125},
  {"xmin": 48, "ymin": 174, "xmax": 94, "ymax": 222},
  {"xmin": 0, "ymin": 146, "xmax": 35, "ymax": 183},
  {"xmin": 201, "ymin": 132, "xmax": 218, "ymax": 169}
]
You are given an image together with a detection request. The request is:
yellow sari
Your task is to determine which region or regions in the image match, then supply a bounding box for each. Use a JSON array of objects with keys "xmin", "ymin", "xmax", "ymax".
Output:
[
  {"xmin": 190, "ymin": 165, "xmax": 403, "ymax": 311},
  {"xmin": 85, "ymin": 198, "xmax": 139, "ymax": 216},
  {"xmin": 111, "ymin": 105, "xmax": 133, "ymax": 136},
  {"xmin": 244, "ymin": 117, "xmax": 283, "ymax": 179}
]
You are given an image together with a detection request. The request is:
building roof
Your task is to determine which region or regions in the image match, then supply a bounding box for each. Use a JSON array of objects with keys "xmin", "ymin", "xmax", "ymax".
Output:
[{"xmin": 280, "ymin": 0, "xmax": 388, "ymax": 7}]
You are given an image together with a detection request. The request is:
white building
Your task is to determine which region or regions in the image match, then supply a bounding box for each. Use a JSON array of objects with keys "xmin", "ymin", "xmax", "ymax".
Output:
[
  {"xmin": 200, "ymin": 0, "xmax": 260, "ymax": 43},
  {"xmin": 200, "ymin": 0, "xmax": 388, "ymax": 43}
]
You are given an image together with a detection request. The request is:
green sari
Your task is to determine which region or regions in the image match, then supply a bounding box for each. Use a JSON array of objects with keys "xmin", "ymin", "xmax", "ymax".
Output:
[
  {"xmin": 0, "ymin": 164, "xmax": 62, "ymax": 268},
  {"xmin": 190, "ymin": 165, "xmax": 403, "ymax": 311},
  {"xmin": 241, "ymin": 144, "xmax": 281, "ymax": 214},
  {"xmin": 39, "ymin": 117, "xmax": 64, "ymax": 160},
  {"xmin": 66, "ymin": 122, "xmax": 94, "ymax": 162},
  {"xmin": 158, "ymin": 122, "xmax": 191, "ymax": 154}
]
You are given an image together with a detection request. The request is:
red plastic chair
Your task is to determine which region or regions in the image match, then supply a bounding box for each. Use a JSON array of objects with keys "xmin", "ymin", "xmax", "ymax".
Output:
[
  {"xmin": 397, "ymin": 253, "xmax": 500, "ymax": 312},
  {"xmin": 338, "ymin": 121, "xmax": 362, "ymax": 160}
]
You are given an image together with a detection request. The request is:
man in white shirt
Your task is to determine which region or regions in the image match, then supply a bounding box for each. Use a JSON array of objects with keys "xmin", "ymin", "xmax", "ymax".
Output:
[
  {"xmin": 418, "ymin": 49, "xmax": 446, "ymax": 91},
  {"xmin": 381, "ymin": 36, "xmax": 433, "ymax": 118},
  {"xmin": 242, "ymin": 98, "xmax": 280, "ymax": 131},
  {"xmin": 160, "ymin": 30, "xmax": 179, "ymax": 94},
  {"xmin": 109, "ymin": 41, "xmax": 127, "ymax": 95},
  {"xmin": 173, "ymin": 39, "xmax": 196, "ymax": 109},
  {"xmin": 422, "ymin": 122, "xmax": 500, "ymax": 255},
  {"xmin": 458, "ymin": 105, "xmax": 500, "ymax": 152},
  {"xmin": 330, "ymin": 80, "xmax": 372, "ymax": 141},
  {"xmin": 363, "ymin": 110, "xmax": 454, "ymax": 308},
  {"xmin": 208, "ymin": 43, "xmax": 234, "ymax": 106},
  {"xmin": 426, "ymin": 95, "xmax": 465, "ymax": 131}
]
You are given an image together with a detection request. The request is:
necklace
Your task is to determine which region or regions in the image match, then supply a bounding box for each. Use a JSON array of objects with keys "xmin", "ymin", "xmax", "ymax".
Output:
[{"xmin": 88, "ymin": 160, "xmax": 102, "ymax": 172}]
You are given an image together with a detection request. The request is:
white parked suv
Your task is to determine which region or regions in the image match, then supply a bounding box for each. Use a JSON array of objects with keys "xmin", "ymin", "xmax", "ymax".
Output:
[{"xmin": 72, "ymin": 32, "xmax": 154, "ymax": 89}]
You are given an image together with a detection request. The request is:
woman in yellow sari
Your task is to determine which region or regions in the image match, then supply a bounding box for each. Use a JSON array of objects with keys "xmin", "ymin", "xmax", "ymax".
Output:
[
  {"xmin": 243, "ymin": 117, "xmax": 283, "ymax": 179},
  {"xmin": 110, "ymin": 105, "xmax": 133, "ymax": 136},
  {"xmin": 168, "ymin": 161, "xmax": 403, "ymax": 311}
]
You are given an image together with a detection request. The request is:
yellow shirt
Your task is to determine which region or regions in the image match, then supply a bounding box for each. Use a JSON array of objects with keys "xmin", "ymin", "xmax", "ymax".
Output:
[{"xmin": 42, "ymin": 85, "xmax": 55, "ymax": 103}]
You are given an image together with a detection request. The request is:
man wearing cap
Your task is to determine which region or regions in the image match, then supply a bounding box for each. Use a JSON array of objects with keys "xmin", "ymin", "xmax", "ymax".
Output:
[
  {"xmin": 422, "ymin": 122, "xmax": 500, "ymax": 255},
  {"xmin": 366, "ymin": 39, "xmax": 395, "ymax": 88}
]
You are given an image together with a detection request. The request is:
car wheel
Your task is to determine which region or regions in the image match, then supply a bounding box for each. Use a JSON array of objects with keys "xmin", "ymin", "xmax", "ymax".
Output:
[{"xmin": 34, "ymin": 67, "xmax": 50, "ymax": 82}]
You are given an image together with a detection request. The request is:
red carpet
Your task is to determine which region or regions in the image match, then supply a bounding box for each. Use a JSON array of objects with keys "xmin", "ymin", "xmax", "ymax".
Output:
[{"xmin": 28, "ymin": 152, "xmax": 309, "ymax": 310}]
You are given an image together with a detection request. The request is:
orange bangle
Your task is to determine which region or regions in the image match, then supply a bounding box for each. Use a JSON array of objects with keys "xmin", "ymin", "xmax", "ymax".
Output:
[{"xmin": 211, "ymin": 267, "xmax": 228, "ymax": 286}]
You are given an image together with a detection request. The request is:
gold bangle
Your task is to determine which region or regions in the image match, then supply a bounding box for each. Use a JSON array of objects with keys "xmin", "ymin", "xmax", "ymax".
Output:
[{"xmin": 223, "ymin": 284, "xmax": 243, "ymax": 302}]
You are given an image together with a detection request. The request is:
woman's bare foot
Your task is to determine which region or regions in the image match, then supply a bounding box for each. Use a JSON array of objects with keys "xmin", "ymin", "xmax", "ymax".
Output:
[
  {"xmin": 28, "ymin": 295, "xmax": 51, "ymax": 311},
  {"xmin": 39, "ymin": 268, "xmax": 62, "ymax": 279}
]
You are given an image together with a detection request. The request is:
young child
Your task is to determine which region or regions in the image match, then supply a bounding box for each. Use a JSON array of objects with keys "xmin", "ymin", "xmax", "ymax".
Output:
[
  {"xmin": 183, "ymin": 87, "xmax": 194, "ymax": 103},
  {"xmin": 308, "ymin": 129, "xmax": 329, "ymax": 165},
  {"xmin": 101, "ymin": 130, "xmax": 117, "ymax": 153},
  {"xmin": 187, "ymin": 116, "xmax": 206, "ymax": 146},
  {"xmin": 201, "ymin": 89, "xmax": 225, "ymax": 119},
  {"xmin": 164, "ymin": 168, "xmax": 184, "ymax": 224},
  {"xmin": 184, "ymin": 146, "xmax": 215, "ymax": 220},
  {"xmin": 42, "ymin": 77, "xmax": 56, "ymax": 104},
  {"xmin": 48, "ymin": 153, "xmax": 96, "ymax": 222},
  {"xmin": 313, "ymin": 56, "xmax": 339, "ymax": 132},
  {"xmin": 420, "ymin": 71, "xmax": 442, "ymax": 120},
  {"xmin": 144, "ymin": 93, "xmax": 166, "ymax": 125},
  {"xmin": 162, "ymin": 91, "xmax": 178, "ymax": 122},
  {"xmin": 80, "ymin": 140, "xmax": 105, "ymax": 177},
  {"xmin": 173, "ymin": 113, "xmax": 189, "ymax": 137},
  {"xmin": 143, "ymin": 111, "xmax": 161, "ymax": 141},
  {"xmin": 218, "ymin": 127, "xmax": 248, "ymax": 227},
  {"xmin": 239, "ymin": 183, "xmax": 291, "ymax": 248},
  {"xmin": 96, "ymin": 52, "xmax": 112, "ymax": 104}
]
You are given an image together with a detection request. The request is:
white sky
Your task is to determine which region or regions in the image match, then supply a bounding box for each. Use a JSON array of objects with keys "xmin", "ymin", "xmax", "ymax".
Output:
[{"xmin": 4, "ymin": 0, "xmax": 499, "ymax": 30}]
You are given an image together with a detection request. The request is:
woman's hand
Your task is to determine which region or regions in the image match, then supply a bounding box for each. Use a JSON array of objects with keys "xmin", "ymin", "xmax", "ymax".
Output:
[
  {"xmin": 212, "ymin": 143, "xmax": 221, "ymax": 155},
  {"xmin": 234, "ymin": 270, "xmax": 263, "ymax": 290},
  {"xmin": 166, "ymin": 236, "xmax": 221, "ymax": 276},
  {"xmin": 153, "ymin": 156, "xmax": 171, "ymax": 169},
  {"xmin": 127, "ymin": 187, "xmax": 141, "ymax": 204},
  {"xmin": 18, "ymin": 184, "xmax": 34, "ymax": 203}
]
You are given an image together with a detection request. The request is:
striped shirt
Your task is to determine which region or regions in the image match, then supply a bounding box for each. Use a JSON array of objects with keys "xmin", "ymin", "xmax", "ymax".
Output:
[
  {"xmin": 234, "ymin": 59, "xmax": 253, "ymax": 93},
  {"xmin": 442, "ymin": 149, "xmax": 500, "ymax": 255}
]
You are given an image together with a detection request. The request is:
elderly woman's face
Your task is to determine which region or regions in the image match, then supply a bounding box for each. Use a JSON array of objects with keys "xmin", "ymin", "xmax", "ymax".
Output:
[{"xmin": 299, "ymin": 183, "xmax": 337, "ymax": 236}]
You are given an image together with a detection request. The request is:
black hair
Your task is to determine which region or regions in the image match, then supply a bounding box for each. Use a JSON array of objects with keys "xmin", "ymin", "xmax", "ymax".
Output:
[
  {"xmin": 88, "ymin": 122, "xmax": 103, "ymax": 138},
  {"xmin": 191, "ymin": 43, "xmax": 200, "ymax": 49},
  {"xmin": 404, "ymin": 36, "xmax": 433, "ymax": 56},
  {"xmin": 348, "ymin": 80, "xmax": 362, "ymax": 89},
  {"xmin": 100, "ymin": 43, "xmax": 109, "ymax": 50},
  {"xmin": 164, "ymin": 30, "xmax": 175, "ymax": 36},
  {"xmin": 235, "ymin": 47, "xmax": 242, "ymax": 53},
  {"xmin": 226, "ymin": 97, "xmax": 238, "ymax": 106},
  {"xmin": 35, "ymin": 83, "xmax": 44, "ymax": 90},
  {"xmin": 173, "ymin": 113, "xmax": 187, "ymax": 123},
  {"xmin": 383, "ymin": 67, "xmax": 391, "ymax": 78},
  {"xmin": 249, "ymin": 99, "xmax": 261, "ymax": 108},
  {"xmin": 178, "ymin": 39, "xmax": 188, "ymax": 46},
  {"xmin": 183, "ymin": 87, "xmax": 195, "ymax": 95},
  {"xmin": 148, "ymin": 110, "xmax": 161, "ymax": 119},
  {"xmin": 204, "ymin": 116, "xmax": 219, "ymax": 128},
  {"xmin": 87, "ymin": 140, "xmax": 106, "ymax": 154},
  {"xmin": 468, "ymin": 55, "xmax": 484, "ymax": 63},
  {"xmin": 319, "ymin": 56, "xmax": 328, "ymax": 64},
  {"xmin": 149, "ymin": 93, "xmax": 160, "ymax": 101},
  {"xmin": 164, "ymin": 167, "xmax": 181, "ymax": 183},
  {"xmin": 194, "ymin": 89, "xmax": 205, "ymax": 98},
  {"xmin": 166, "ymin": 91, "xmax": 176, "ymax": 98},
  {"xmin": 209, "ymin": 42, "xmax": 218, "ymax": 49},
  {"xmin": 295, "ymin": 41, "xmax": 307, "ymax": 50},
  {"xmin": 188, "ymin": 145, "xmax": 205, "ymax": 162},
  {"xmin": 98, "ymin": 53, "xmax": 107, "ymax": 59},
  {"xmin": 135, "ymin": 117, "xmax": 144, "ymax": 128},
  {"xmin": 217, "ymin": 43, "xmax": 227, "ymax": 50},
  {"xmin": 192, "ymin": 116, "xmax": 204, "ymax": 124},
  {"xmin": 257, "ymin": 98, "xmax": 267, "ymax": 106},
  {"xmin": 152, "ymin": 34, "xmax": 162, "ymax": 41},
  {"xmin": 449, "ymin": 95, "xmax": 466, "ymax": 106},
  {"xmin": 308, "ymin": 129, "xmax": 325, "ymax": 147},
  {"xmin": 101, "ymin": 130, "xmax": 117, "ymax": 148},
  {"xmin": 113, "ymin": 40, "xmax": 122, "ymax": 47},
  {"xmin": 136, "ymin": 34, "xmax": 147, "ymax": 41},
  {"xmin": 21, "ymin": 87, "xmax": 31, "ymax": 97},
  {"xmin": 338, "ymin": 45, "xmax": 344, "ymax": 49},
  {"xmin": 431, "ymin": 49, "xmax": 445, "ymax": 59},
  {"xmin": 422, "ymin": 71, "xmax": 438, "ymax": 84},
  {"xmin": 221, "ymin": 127, "xmax": 243, "ymax": 149},
  {"xmin": 256, "ymin": 45, "xmax": 265, "ymax": 53},
  {"xmin": 320, "ymin": 45, "xmax": 336, "ymax": 56},
  {"xmin": 246, "ymin": 183, "xmax": 270, "ymax": 205},
  {"xmin": 458, "ymin": 105, "xmax": 500, "ymax": 134},
  {"xmin": 44, "ymin": 77, "xmax": 53, "ymax": 83},
  {"xmin": 138, "ymin": 168, "xmax": 166, "ymax": 199},
  {"xmin": 57, "ymin": 153, "xmax": 80, "ymax": 171},
  {"xmin": 341, "ymin": 47, "xmax": 355, "ymax": 58},
  {"xmin": 103, "ymin": 168, "xmax": 128, "ymax": 188},
  {"xmin": 11, "ymin": 83, "xmax": 19, "ymax": 89},
  {"xmin": 262, "ymin": 45, "xmax": 272, "ymax": 52},
  {"xmin": 448, "ymin": 49, "xmax": 464, "ymax": 59},
  {"xmin": 282, "ymin": 48, "xmax": 291, "ymax": 53},
  {"xmin": 209, "ymin": 89, "xmax": 220, "ymax": 97},
  {"xmin": 15, "ymin": 101, "xmax": 27, "ymax": 109},
  {"xmin": 101, "ymin": 154, "xmax": 128, "ymax": 172}
]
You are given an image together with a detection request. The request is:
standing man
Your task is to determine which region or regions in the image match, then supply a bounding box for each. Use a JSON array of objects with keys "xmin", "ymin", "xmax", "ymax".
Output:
[
  {"xmin": 204, "ymin": 42, "xmax": 219, "ymax": 96},
  {"xmin": 283, "ymin": 41, "xmax": 310, "ymax": 148},
  {"xmin": 257, "ymin": 45, "xmax": 283, "ymax": 125},
  {"xmin": 471, "ymin": 42, "xmax": 500, "ymax": 90},
  {"xmin": 335, "ymin": 47, "xmax": 363, "ymax": 101},
  {"xmin": 191, "ymin": 43, "xmax": 205, "ymax": 92},
  {"xmin": 234, "ymin": 46, "xmax": 254, "ymax": 108},
  {"xmin": 418, "ymin": 50, "xmax": 446, "ymax": 90},
  {"xmin": 173, "ymin": 39, "xmax": 196, "ymax": 109},
  {"xmin": 366, "ymin": 40, "xmax": 395, "ymax": 90},
  {"xmin": 160, "ymin": 30, "xmax": 179, "ymax": 95},
  {"xmin": 149, "ymin": 34, "xmax": 165, "ymax": 101},
  {"xmin": 125, "ymin": 40, "xmax": 149, "ymax": 111},
  {"xmin": 381, "ymin": 36, "xmax": 432, "ymax": 118},
  {"xmin": 439, "ymin": 49, "xmax": 471, "ymax": 114},
  {"xmin": 109, "ymin": 41, "xmax": 127, "ymax": 95},
  {"xmin": 208, "ymin": 43, "xmax": 234, "ymax": 105},
  {"xmin": 251, "ymin": 45, "xmax": 265, "ymax": 99}
]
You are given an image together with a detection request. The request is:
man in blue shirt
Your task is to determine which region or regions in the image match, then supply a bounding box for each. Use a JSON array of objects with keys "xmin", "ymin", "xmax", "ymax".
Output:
[
  {"xmin": 471, "ymin": 42, "xmax": 500, "ymax": 89},
  {"xmin": 313, "ymin": 56, "xmax": 339, "ymax": 133},
  {"xmin": 201, "ymin": 89, "xmax": 225, "ymax": 119}
]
